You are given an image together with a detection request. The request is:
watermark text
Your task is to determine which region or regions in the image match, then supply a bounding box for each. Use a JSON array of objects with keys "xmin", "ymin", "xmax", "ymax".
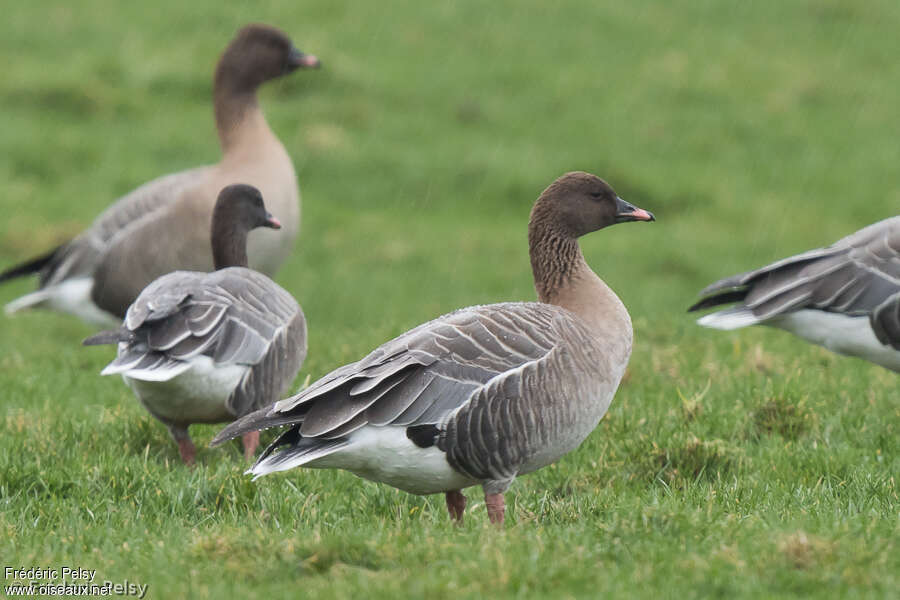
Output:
[{"xmin": 4, "ymin": 566, "xmax": 147, "ymax": 598}]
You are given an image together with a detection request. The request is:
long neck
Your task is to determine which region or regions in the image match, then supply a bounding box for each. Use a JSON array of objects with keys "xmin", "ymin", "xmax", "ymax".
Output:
[
  {"xmin": 528, "ymin": 217, "xmax": 630, "ymax": 336},
  {"xmin": 528, "ymin": 221, "xmax": 583, "ymax": 304},
  {"xmin": 211, "ymin": 220, "xmax": 249, "ymax": 270},
  {"xmin": 213, "ymin": 66, "xmax": 272, "ymax": 152}
]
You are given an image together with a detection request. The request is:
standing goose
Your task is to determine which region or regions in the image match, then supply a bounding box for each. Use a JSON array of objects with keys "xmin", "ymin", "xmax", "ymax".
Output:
[
  {"xmin": 689, "ymin": 217, "xmax": 900, "ymax": 372},
  {"xmin": 212, "ymin": 172, "xmax": 654, "ymax": 524},
  {"xmin": 84, "ymin": 184, "xmax": 307, "ymax": 465},
  {"xmin": 0, "ymin": 24, "xmax": 320, "ymax": 327}
]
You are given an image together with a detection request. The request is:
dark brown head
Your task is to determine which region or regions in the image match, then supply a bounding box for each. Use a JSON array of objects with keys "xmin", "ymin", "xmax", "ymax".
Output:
[
  {"xmin": 214, "ymin": 184, "xmax": 281, "ymax": 232},
  {"xmin": 214, "ymin": 24, "xmax": 321, "ymax": 95},
  {"xmin": 529, "ymin": 172, "xmax": 654, "ymax": 239},
  {"xmin": 211, "ymin": 184, "xmax": 281, "ymax": 269}
]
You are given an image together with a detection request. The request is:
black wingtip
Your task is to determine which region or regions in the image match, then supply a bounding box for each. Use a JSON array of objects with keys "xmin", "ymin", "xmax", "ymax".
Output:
[
  {"xmin": 0, "ymin": 245, "xmax": 63, "ymax": 285},
  {"xmin": 687, "ymin": 298, "xmax": 711, "ymax": 313},
  {"xmin": 687, "ymin": 290, "xmax": 749, "ymax": 313}
]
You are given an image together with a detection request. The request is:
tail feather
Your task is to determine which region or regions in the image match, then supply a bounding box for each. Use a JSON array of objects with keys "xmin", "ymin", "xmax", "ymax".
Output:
[
  {"xmin": 101, "ymin": 359, "xmax": 192, "ymax": 381},
  {"xmin": 83, "ymin": 328, "xmax": 133, "ymax": 346},
  {"xmin": 248, "ymin": 429, "xmax": 349, "ymax": 479},
  {"xmin": 696, "ymin": 307, "xmax": 762, "ymax": 330},
  {"xmin": 0, "ymin": 246, "xmax": 62, "ymax": 285},
  {"xmin": 96, "ymin": 347, "xmax": 191, "ymax": 381}
]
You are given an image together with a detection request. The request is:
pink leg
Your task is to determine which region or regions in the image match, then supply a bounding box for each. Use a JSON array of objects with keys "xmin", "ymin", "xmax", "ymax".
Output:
[
  {"xmin": 242, "ymin": 431, "xmax": 260, "ymax": 461},
  {"xmin": 445, "ymin": 490, "xmax": 467, "ymax": 523},
  {"xmin": 177, "ymin": 438, "xmax": 197, "ymax": 466},
  {"xmin": 485, "ymin": 493, "xmax": 505, "ymax": 525}
]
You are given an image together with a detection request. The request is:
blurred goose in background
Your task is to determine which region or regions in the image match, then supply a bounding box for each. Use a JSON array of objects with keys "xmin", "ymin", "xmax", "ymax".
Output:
[
  {"xmin": 689, "ymin": 217, "xmax": 900, "ymax": 372},
  {"xmin": 84, "ymin": 185, "xmax": 307, "ymax": 465},
  {"xmin": 212, "ymin": 172, "xmax": 654, "ymax": 524},
  {"xmin": 0, "ymin": 24, "xmax": 320, "ymax": 327}
]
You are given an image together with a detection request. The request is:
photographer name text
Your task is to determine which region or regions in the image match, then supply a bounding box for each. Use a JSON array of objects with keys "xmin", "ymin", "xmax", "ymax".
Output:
[
  {"xmin": 4, "ymin": 567, "xmax": 148, "ymax": 598},
  {"xmin": 6, "ymin": 566, "xmax": 98, "ymax": 582}
]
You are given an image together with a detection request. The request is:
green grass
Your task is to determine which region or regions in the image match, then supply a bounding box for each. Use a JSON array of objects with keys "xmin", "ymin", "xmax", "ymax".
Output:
[{"xmin": 1, "ymin": 1, "xmax": 898, "ymax": 598}]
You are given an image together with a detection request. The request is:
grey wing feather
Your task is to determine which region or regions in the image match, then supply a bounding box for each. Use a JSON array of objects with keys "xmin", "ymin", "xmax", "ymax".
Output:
[
  {"xmin": 226, "ymin": 311, "xmax": 308, "ymax": 416},
  {"xmin": 39, "ymin": 167, "xmax": 212, "ymax": 287},
  {"xmin": 440, "ymin": 315, "xmax": 610, "ymax": 484},
  {"xmin": 690, "ymin": 217, "xmax": 900, "ymax": 319},
  {"xmin": 304, "ymin": 370, "xmax": 418, "ymax": 435},
  {"xmin": 441, "ymin": 348, "xmax": 559, "ymax": 482},
  {"xmin": 214, "ymin": 303, "xmax": 567, "ymax": 447},
  {"xmin": 332, "ymin": 303, "xmax": 563, "ymax": 433},
  {"xmin": 91, "ymin": 167, "xmax": 213, "ymax": 243},
  {"xmin": 105, "ymin": 268, "xmax": 306, "ymax": 415},
  {"xmin": 367, "ymin": 372, "xmax": 459, "ymax": 425}
]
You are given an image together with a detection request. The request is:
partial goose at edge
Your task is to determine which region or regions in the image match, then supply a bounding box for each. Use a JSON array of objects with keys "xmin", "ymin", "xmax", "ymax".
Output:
[{"xmin": 689, "ymin": 216, "xmax": 900, "ymax": 372}]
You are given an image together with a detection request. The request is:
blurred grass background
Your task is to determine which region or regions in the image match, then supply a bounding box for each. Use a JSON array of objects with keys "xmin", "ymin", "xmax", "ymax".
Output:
[{"xmin": 0, "ymin": 1, "xmax": 897, "ymax": 598}]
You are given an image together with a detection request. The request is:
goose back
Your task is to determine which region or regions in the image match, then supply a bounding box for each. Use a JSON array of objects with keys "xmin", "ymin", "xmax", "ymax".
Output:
[{"xmin": 39, "ymin": 168, "xmax": 213, "ymax": 287}]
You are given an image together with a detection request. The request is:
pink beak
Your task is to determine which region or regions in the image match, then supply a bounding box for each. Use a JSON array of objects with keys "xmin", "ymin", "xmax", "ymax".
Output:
[
  {"xmin": 265, "ymin": 213, "xmax": 282, "ymax": 229},
  {"xmin": 629, "ymin": 208, "xmax": 654, "ymax": 222}
]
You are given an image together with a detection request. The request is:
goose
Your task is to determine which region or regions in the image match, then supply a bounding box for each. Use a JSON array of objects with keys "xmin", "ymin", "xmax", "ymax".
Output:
[
  {"xmin": 689, "ymin": 217, "xmax": 900, "ymax": 372},
  {"xmin": 211, "ymin": 172, "xmax": 654, "ymax": 524},
  {"xmin": 84, "ymin": 184, "xmax": 308, "ymax": 465},
  {"xmin": 0, "ymin": 24, "xmax": 320, "ymax": 327}
]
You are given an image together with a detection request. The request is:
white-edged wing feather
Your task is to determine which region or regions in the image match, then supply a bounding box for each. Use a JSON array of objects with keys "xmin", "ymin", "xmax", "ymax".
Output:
[{"xmin": 94, "ymin": 267, "xmax": 306, "ymax": 416}]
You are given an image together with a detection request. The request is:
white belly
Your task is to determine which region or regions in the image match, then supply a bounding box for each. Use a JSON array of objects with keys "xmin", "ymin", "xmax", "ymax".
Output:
[
  {"xmin": 771, "ymin": 310, "xmax": 900, "ymax": 372},
  {"xmin": 309, "ymin": 426, "xmax": 477, "ymax": 496},
  {"xmin": 125, "ymin": 356, "xmax": 248, "ymax": 424}
]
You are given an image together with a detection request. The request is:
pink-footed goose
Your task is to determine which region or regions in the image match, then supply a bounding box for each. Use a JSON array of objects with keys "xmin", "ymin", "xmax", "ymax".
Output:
[
  {"xmin": 211, "ymin": 172, "xmax": 654, "ymax": 524},
  {"xmin": 0, "ymin": 24, "xmax": 320, "ymax": 327},
  {"xmin": 84, "ymin": 185, "xmax": 307, "ymax": 465},
  {"xmin": 689, "ymin": 217, "xmax": 900, "ymax": 372}
]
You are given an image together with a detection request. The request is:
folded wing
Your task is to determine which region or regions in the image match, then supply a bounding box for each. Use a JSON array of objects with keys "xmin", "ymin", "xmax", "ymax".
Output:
[
  {"xmin": 93, "ymin": 267, "xmax": 305, "ymax": 414},
  {"xmin": 211, "ymin": 302, "xmax": 567, "ymax": 446}
]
